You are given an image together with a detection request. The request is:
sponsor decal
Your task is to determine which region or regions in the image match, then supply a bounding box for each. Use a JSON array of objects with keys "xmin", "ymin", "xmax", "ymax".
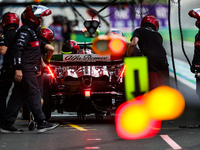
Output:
[
  {"xmin": 30, "ymin": 41, "xmax": 40, "ymax": 47},
  {"xmin": 195, "ymin": 41, "xmax": 200, "ymax": 46},
  {"xmin": 63, "ymin": 54, "xmax": 110, "ymax": 62},
  {"xmin": 45, "ymin": 9, "xmax": 51, "ymax": 15},
  {"xmin": 18, "ymin": 39, "xmax": 25, "ymax": 42},
  {"xmin": 17, "ymin": 42, "xmax": 23, "ymax": 46},
  {"xmin": 20, "ymin": 32, "xmax": 27, "ymax": 36}
]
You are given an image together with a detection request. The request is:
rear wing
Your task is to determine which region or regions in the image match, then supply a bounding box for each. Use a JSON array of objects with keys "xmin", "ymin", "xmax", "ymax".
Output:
[{"xmin": 50, "ymin": 54, "xmax": 124, "ymax": 66}]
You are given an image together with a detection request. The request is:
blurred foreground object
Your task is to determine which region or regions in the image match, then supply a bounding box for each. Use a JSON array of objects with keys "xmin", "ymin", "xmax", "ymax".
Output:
[
  {"xmin": 115, "ymin": 86, "xmax": 185, "ymax": 140},
  {"xmin": 92, "ymin": 34, "xmax": 128, "ymax": 56}
]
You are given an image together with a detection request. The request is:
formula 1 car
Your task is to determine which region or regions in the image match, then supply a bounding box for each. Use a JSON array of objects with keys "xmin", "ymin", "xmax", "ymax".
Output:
[{"xmin": 42, "ymin": 43, "xmax": 125, "ymax": 121}]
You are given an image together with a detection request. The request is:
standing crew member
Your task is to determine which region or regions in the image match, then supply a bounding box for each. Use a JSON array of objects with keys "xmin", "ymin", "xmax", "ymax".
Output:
[
  {"xmin": 28, "ymin": 27, "xmax": 55, "ymax": 130},
  {"xmin": 1, "ymin": 5, "xmax": 59, "ymax": 134},
  {"xmin": 40, "ymin": 28, "xmax": 55, "ymax": 67},
  {"xmin": 49, "ymin": 15, "xmax": 63, "ymax": 54},
  {"xmin": 0, "ymin": 12, "xmax": 19, "ymax": 127},
  {"xmin": 62, "ymin": 17, "xmax": 72, "ymax": 42},
  {"xmin": 126, "ymin": 15, "xmax": 169, "ymax": 91},
  {"xmin": 188, "ymin": 8, "xmax": 200, "ymax": 98},
  {"xmin": 39, "ymin": 27, "xmax": 55, "ymax": 97}
]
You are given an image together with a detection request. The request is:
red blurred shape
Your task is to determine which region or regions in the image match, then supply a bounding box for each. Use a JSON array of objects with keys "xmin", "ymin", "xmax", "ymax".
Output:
[
  {"xmin": 85, "ymin": 90, "xmax": 91, "ymax": 97},
  {"xmin": 86, "ymin": 8, "xmax": 97, "ymax": 17},
  {"xmin": 47, "ymin": 66, "xmax": 55, "ymax": 78},
  {"xmin": 109, "ymin": 39, "xmax": 126, "ymax": 54},
  {"xmin": 120, "ymin": 65, "xmax": 126, "ymax": 78},
  {"xmin": 115, "ymin": 96, "xmax": 161, "ymax": 140}
]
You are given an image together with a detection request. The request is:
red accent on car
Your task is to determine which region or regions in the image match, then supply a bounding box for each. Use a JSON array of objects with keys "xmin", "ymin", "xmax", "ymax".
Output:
[{"xmin": 47, "ymin": 66, "xmax": 55, "ymax": 78}]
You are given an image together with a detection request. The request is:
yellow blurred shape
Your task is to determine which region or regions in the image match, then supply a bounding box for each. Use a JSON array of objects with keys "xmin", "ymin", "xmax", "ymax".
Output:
[
  {"xmin": 119, "ymin": 102, "xmax": 150, "ymax": 134},
  {"xmin": 92, "ymin": 34, "xmax": 128, "ymax": 55},
  {"xmin": 109, "ymin": 39, "xmax": 126, "ymax": 54},
  {"xmin": 144, "ymin": 86, "xmax": 185, "ymax": 120}
]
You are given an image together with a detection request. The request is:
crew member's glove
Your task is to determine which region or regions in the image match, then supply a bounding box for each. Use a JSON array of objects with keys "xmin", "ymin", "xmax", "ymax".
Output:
[
  {"xmin": 43, "ymin": 55, "xmax": 51, "ymax": 65},
  {"xmin": 190, "ymin": 65, "xmax": 195, "ymax": 73},
  {"xmin": 190, "ymin": 64, "xmax": 200, "ymax": 73}
]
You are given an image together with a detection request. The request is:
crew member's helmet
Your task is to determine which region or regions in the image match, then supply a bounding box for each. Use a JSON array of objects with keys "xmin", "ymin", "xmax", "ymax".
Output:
[
  {"xmin": 21, "ymin": 5, "xmax": 51, "ymax": 28},
  {"xmin": 39, "ymin": 28, "xmax": 54, "ymax": 44},
  {"xmin": 140, "ymin": 15, "xmax": 159, "ymax": 31},
  {"xmin": 61, "ymin": 40, "xmax": 80, "ymax": 54},
  {"xmin": 188, "ymin": 8, "xmax": 200, "ymax": 28},
  {"xmin": 188, "ymin": 8, "xmax": 200, "ymax": 19},
  {"xmin": 1, "ymin": 12, "xmax": 19, "ymax": 31}
]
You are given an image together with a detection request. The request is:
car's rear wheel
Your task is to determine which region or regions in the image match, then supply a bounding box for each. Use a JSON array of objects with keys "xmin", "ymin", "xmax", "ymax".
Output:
[
  {"xmin": 42, "ymin": 73, "xmax": 52, "ymax": 120},
  {"xmin": 77, "ymin": 112, "xmax": 86, "ymax": 121}
]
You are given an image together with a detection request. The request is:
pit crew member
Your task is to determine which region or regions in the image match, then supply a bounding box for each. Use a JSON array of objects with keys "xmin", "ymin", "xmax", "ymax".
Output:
[
  {"xmin": 126, "ymin": 15, "xmax": 169, "ymax": 91},
  {"xmin": 39, "ymin": 27, "xmax": 55, "ymax": 95},
  {"xmin": 0, "ymin": 5, "xmax": 59, "ymax": 134},
  {"xmin": 27, "ymin": 27, "xmax": 55, "ymax": 130},
  {"xmin": 188, "ymin": 8, "xmax": 200, "ymax": 98},
  {"xmin": 0, "ymin": 12, "xmax": 19, "ymax": 127}
]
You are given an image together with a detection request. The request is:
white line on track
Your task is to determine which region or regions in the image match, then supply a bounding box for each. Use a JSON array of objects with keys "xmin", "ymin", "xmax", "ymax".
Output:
[
  {"xmin": 87, "ymin": 139, "xmax": 102, "ymax": 141},
  {"xmin": 85, "ymin": 147, "xmax": 100, "ymax": 149},
  {"xmin": 160, "ymin": 135, "xmax": 182, "ymax": 150}
]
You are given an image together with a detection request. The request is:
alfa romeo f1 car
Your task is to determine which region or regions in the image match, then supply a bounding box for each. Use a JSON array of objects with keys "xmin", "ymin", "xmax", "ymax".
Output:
[{"xmin": 42, "ymin": 43, "xmax": 125, "ymax": 121}]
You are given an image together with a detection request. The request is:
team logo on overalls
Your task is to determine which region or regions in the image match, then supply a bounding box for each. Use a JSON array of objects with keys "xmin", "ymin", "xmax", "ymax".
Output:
[{"xmin": 30, "ymin": 41, "xmax": 40, "ymax": 47}]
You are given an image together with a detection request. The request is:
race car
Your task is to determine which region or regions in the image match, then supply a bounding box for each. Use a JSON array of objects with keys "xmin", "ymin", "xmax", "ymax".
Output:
[{"xmin": 42, "ymin": 42, "xmax": 125, "ymax": 121}]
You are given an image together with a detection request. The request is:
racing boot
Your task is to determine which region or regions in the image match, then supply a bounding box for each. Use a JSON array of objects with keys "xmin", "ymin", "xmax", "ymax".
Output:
[
  {"xmin": 0, "ymin": 125, "xmax": 23, "ymax": 134},
  {"xmin": 37, "ymin": 120, "xmax": 59, "ymax": 133}
]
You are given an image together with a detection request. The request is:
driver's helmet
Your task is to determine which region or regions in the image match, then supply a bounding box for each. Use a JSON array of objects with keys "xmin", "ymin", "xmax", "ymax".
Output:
[
  {"xmin": 39, "ymin": 28, "xmax": 54, "ymax": 44},
  {"xmin": 188, "ymin": 8, "xmax": 200, "ymax": 28},
  {"xmin": 61, "ymin": 40, "xmax": 80, "ymax": 54},
  {"xmin": 77, "ymin": 48, "xmax": 93, "ymax": 54},
  {"xmin": 140, "ymin": 15, "xmax": 159, "ymax": 31},
  {"xmin": 110, "ymin": 28, "xmax": 125, "ymax": 37},
  {"xmin": 21, "ymin": 5, "xmax": 51, "ymax": 28},
  {"xmin": 1, "ymin": 12, "xmax": 19, "ymax": 31},
  {"xmin": 105, "ymin": 28, "xmax": 125, "ymax": 37}
]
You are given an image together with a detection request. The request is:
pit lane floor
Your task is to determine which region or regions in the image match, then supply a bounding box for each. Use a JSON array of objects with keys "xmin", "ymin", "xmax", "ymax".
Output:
[{"xmin": 1, "ymin": 77, "xmax": 200, "ymax": 150}]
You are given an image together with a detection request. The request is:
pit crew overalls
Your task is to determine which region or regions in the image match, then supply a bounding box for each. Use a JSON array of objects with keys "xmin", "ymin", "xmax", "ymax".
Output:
[
  {"xmin": 191, "ymin": 30, "xmax": 200, "ymax": 97},
  {"xmin": 3, "ymin": 24, "xmax": 46, "ymax": 127},
  {"xmin": 131, "ymin": 27, "xmax": 169, "ymax": 90},
  {"xmin": 0, "ymin": 29, "xmax": 16, "ymax": 123}
]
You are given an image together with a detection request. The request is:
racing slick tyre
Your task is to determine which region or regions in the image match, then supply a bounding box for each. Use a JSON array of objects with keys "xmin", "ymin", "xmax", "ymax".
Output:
[
  {"xmin": 95, "ymin": 112, "xmax": 104, "ymax": 120},
  {"xmin": 42, "ymin": 73, "xmax": 52, "ymax": 120},
  {"xmin": 77, "ymin": 113, "xmax": 86, "ymax": 121}
]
